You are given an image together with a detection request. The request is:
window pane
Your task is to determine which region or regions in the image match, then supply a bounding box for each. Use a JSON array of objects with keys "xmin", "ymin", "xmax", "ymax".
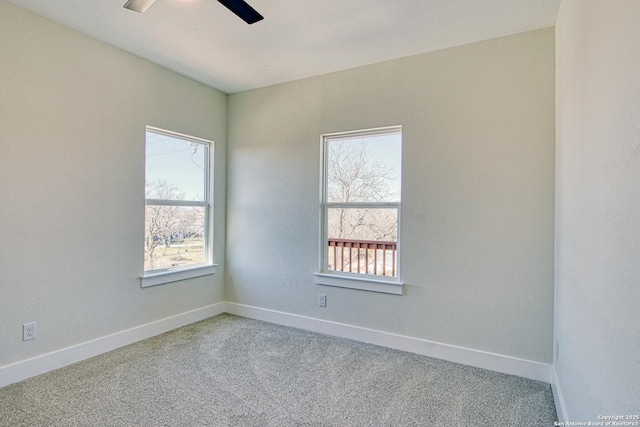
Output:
[
  {"xmin": 144, "ymin": 205, "xmax": 206, "ymax": 271},
  {"xmin": 327, "ymin": 208, "xmax": 397, "ymax": 277},
  {"xmin": 145, "ymin": 131, "xmax": 207, "ymax": 201},
  {"xmin": 326, "ymin": 133, "xmax": 401, "ymax": 203}
]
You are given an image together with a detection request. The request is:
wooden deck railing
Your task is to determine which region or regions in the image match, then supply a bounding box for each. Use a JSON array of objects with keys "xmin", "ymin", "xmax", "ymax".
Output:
[{"xmin": 328, "ymin": 238, "xmax": 397, "ymax": 277}]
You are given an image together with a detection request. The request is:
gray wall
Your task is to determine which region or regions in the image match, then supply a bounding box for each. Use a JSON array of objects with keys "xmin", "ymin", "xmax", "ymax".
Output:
[
  {"xmin": 227, "ymin": 29, "xmax": 555, "ymax": 363},
  {"xmin": 555, "ymin": 0, "xmax": 640, "ymax": 418},
  {"xmin": 0, "ymin": 1, "xmax": 227, "ymax": 367}
]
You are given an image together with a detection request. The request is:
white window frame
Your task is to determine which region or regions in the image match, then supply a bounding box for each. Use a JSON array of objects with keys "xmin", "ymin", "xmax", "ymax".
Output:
[
  {"xmin": 141, "ymin": 126, "xmax": 217, "ymax": 288},
  {"xmin": 314, "ymin": 126, "xmax": 404, "ymax": 295}
]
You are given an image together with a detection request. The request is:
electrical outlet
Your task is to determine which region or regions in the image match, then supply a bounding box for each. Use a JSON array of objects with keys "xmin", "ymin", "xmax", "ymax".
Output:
[
  {"xmin": 318, "ymin": 294, "xmax": 327, "ymax": 307},
  {"xmin": 23, "ymin": 322, "xmax": 37, "ymax": 341}
]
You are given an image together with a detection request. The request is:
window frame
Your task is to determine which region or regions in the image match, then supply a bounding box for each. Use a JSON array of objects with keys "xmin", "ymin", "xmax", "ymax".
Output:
[
  {"xmin": 314, "ymin": 126, "xmax": 404, "ymax": 295},
  {"xmin": 141, "ymin": 126, "xmax": 216, "ymax": 288}
]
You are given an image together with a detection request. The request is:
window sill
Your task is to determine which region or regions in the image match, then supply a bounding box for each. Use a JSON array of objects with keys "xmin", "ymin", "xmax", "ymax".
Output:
[
  {"xmin": 313, "ymin": 272, "xmax": 403, "ymax": 295},
  {"xmin": 141, "ymin": 264, "xmax": 218, "ymax": 288}
]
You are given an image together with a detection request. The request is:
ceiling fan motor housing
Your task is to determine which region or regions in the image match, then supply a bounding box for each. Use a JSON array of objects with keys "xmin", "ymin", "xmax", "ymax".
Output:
[{"xmin": 123, "ymin": 0, "xmax": 158, "ymax": 13}]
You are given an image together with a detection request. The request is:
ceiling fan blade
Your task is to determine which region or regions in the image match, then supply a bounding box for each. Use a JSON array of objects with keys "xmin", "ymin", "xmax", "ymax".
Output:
[
  {"xmin": 123, "ymin": 0, "xmax": 157, "ymax": 13},
  {"xmin": 217, "ymin": 0, "xmax": 264, "ymax": 24}
]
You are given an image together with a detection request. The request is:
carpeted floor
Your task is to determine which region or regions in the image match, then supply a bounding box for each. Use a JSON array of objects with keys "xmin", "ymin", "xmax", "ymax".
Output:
[{"xmin": 0, "ymin": 314, "xmax": 557, "ymax": 426}]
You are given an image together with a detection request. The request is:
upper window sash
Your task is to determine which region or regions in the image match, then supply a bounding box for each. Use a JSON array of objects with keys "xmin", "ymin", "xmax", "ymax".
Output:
[
  {"xmin": 323, "ymin": 127, "xmax": 402, "ymax": 205},
  {"xmin": 145, "ymin": 126, "xmax": 211, "ymax": 203}
]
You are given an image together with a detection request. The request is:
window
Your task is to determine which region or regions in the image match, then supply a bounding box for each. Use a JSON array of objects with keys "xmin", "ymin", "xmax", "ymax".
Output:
[
  {"xmin": 141, "ymin": 127, "xmax": 216, "ymax": 287},
  {"xmin": 315, "ymin": 126, "xmax": 403, "ymax": 295}
]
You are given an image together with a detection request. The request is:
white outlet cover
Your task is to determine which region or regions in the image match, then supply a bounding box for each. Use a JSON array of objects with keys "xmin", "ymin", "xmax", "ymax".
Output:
[
  {"xmin": 318, "ymin": 294, "xmax": 327, "ymax": 307},
  {"xmin": 23, "ymin": 322, "xmax": 37, "ymax": 341}
]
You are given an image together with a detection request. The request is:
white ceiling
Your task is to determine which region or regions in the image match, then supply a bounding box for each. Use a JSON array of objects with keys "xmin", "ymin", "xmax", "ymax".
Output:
[{"xmin": 5, "ymin": 0, "xmax": 560, "ymax": 94}]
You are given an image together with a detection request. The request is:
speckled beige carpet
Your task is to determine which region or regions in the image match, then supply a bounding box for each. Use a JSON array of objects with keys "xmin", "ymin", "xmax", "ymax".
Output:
[{"xmin": 0, "ymin": 314, "xmax": 557, "ymax": 426}]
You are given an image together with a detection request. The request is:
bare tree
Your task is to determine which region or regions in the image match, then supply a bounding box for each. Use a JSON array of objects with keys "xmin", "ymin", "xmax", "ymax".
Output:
[
  {"xmin": 327, "ymin": 141, "xmax": 398, "ymax": 241},
  {"xmin": 326, "ymin": 141, "xmax": 399, "ymax": 276},
  {"xmin": 144, "ymin": 180, "xmax": 201, "ymax": 270}
]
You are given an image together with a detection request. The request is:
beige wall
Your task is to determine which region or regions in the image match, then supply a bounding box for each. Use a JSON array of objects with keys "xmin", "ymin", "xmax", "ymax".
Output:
[
  {"xmin": 227, "ymin": 29, "xmax": 555, "ymax": 363},
  {"xmin": 0, "ymin": 0, "xmax": 557, "ymax": 376},
  {"xmin": 555, "ymin": 0, "xmax": 640, "ymax": 418},
  {"xmin": 0, "ymin": 1, "xmax": 227, "ymax": 366}
]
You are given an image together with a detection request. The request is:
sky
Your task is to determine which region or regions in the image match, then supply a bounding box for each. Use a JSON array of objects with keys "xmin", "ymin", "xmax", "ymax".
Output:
[{"xmin": 145, "ymin": 130, "xmax": 208, "ymax": 201}]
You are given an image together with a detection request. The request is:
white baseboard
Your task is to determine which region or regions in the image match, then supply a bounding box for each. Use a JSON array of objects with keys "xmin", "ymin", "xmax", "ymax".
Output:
[
  {"xmin": 551, "ymin": 365, "xmax": 568, "ymax": 422},
  {"xmin": 225, "ymin": 302, "xmax": 552, "ymax": 383},
  {"xmin": 1, "ymin": 301, "xmax": 554, "ymax": 390},
  {"xmin": 0, "ymin": 303, "xmax": 226, "ymax": 388}
]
